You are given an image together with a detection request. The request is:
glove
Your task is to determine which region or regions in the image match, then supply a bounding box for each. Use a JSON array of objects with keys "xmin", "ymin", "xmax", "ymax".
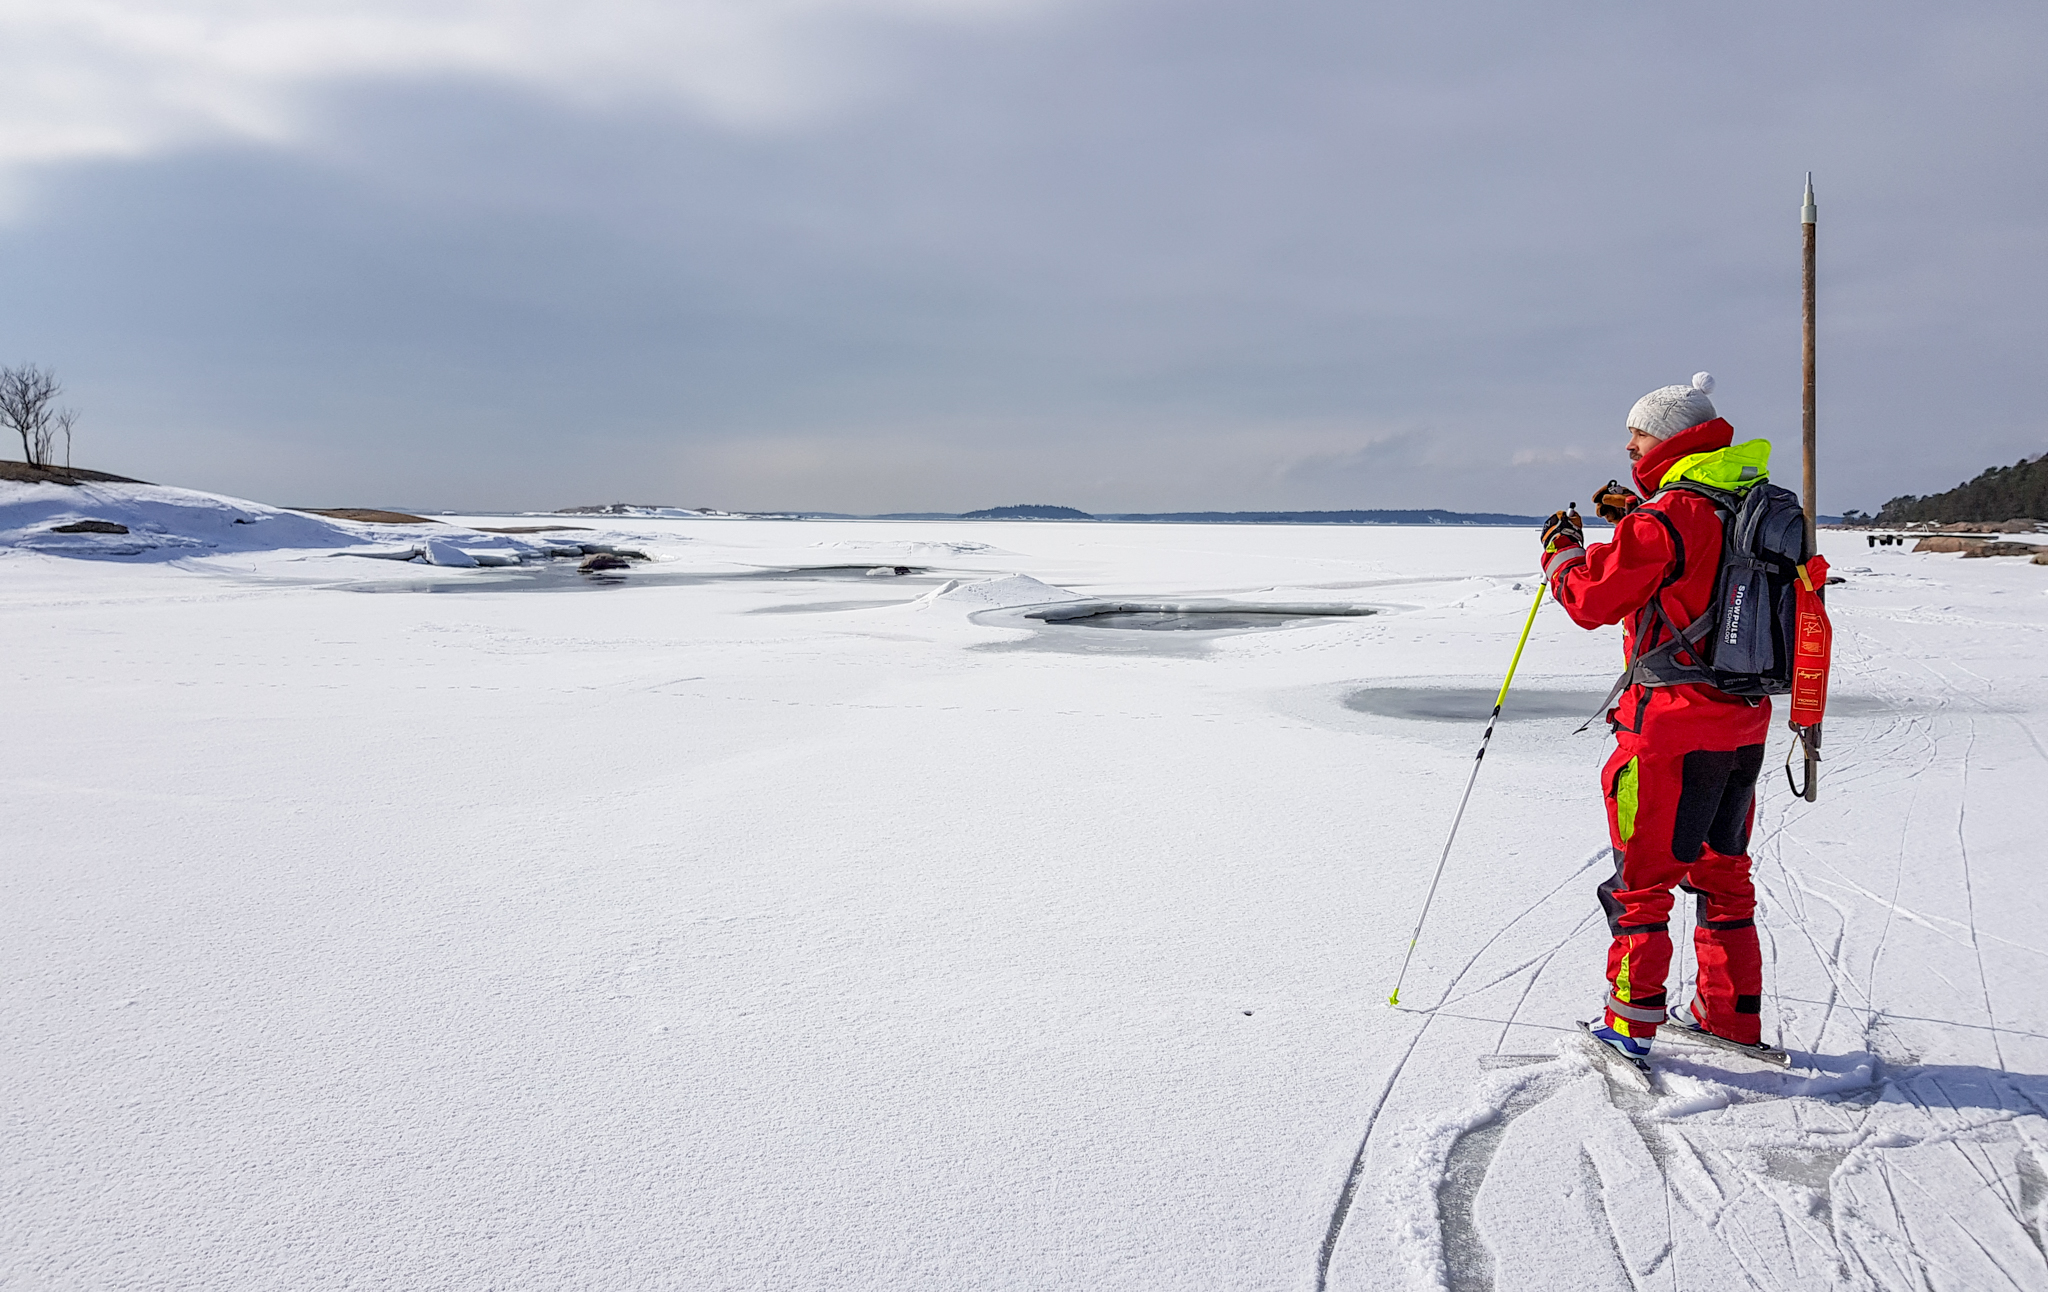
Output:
[
  {"xmin": 1541, "ymin": 505, "xmax": 1583, "ymax": 553},
  {"xmin": 1592, "ymin": 480, "xmax": 1641, "ymax": 524},
  {"xmin": 1541, "ymin": 504, "xmax": 1586, "ymax": 580}
]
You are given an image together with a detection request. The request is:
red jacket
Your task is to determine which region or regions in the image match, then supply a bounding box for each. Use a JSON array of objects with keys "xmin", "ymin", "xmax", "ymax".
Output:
[{"xmin": 1544, "ymin": 419, "xmax": 1771, "ymax": 749}]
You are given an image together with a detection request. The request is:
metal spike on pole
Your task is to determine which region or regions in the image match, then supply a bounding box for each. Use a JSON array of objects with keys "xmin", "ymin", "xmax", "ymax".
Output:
[
  {"xmin": 1797, "ymin": 174, "xmax": 1821, "ymax": 801},
  {"xmin": 1388, "ymin": 574, "xmax": 1549, "ymax": 1007}
]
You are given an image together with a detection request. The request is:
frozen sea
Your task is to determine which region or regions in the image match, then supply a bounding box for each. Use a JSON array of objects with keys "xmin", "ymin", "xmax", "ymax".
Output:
[{"xmin": 6, "ymin": 480, "xmax": 2047, "ymax": 1290}]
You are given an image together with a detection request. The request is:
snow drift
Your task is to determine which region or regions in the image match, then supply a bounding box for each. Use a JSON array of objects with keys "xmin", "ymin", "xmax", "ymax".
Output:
[
  {"xmin": 913, "ymin": 572, "xmax": 1083, "ymax": 610},
  {"xmin": 0, "ymin": 478, "xmax": 631, "ymax": 566},
  {"xmin": 0, "ymin": 478, "xmax": 374, "ymax": 556}
]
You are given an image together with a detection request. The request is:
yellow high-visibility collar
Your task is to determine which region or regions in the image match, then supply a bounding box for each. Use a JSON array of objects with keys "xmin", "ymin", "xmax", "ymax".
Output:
[{"xmin": 1659, "ymin": 438, "xmax": 1773, "ymax": 493}]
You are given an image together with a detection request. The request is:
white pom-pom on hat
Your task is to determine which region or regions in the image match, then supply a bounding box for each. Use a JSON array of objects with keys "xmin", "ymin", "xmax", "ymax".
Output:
[{"xmin": 1691, "ymin": 372, "xmax": 1715, "ymax": 395}]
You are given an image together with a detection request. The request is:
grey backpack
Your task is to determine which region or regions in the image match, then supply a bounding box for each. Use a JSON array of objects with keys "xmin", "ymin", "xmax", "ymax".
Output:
[{"xmin": 1588, "ymin": 480, "xmax": 1811, "ymax": 724}]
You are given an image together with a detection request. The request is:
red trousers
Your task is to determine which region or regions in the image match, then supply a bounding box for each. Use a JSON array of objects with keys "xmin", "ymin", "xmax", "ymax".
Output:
[{"xmin": 1597, "ymin": 736, "xmax": 1766, "ymax": 1044}]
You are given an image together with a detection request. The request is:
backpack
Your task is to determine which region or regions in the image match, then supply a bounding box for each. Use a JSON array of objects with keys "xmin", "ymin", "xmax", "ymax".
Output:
[{"xmin": 1588, "ymin": 477, "xmax": 1812, "ymax": 723}]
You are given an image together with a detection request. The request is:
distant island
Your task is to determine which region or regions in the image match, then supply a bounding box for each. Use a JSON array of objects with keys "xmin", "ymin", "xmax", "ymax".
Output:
[
  {"xmin": 959, "ymin": 504, "xmax": 1094, "ymax": 520},
  {"xmin": 552, "ymin": 500, "xmax": 1565, "ymax": 525},
  {"xmin": 1097, "ymin": 508, "xmax": 1550, "ymax": 526},
  {"xmin": 910, "ymin": 505, "xmax": 1554, "ymax": 526}
]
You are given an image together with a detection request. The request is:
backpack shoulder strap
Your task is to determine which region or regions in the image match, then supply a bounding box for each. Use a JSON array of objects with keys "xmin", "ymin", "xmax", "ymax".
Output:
[
  {"xmin": 1573, "ymin": 504, "xmax": 1704, "ymax": 733},
  {"xmin": 1638, "ymin": 505, "xmax": 1687, "ymax": 589}
]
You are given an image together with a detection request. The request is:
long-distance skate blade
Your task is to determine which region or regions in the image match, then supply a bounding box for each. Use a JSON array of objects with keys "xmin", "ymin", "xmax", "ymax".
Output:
[{"xmin": 1660, "ymin": 1024, "xmax": 1792, "ymax": 1068}]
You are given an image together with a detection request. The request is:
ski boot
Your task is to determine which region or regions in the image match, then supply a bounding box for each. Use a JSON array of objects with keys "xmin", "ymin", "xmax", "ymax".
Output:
[{"xmin": 1577, "ymin": 1019, "xmax": 1653, "ymax": 1087}]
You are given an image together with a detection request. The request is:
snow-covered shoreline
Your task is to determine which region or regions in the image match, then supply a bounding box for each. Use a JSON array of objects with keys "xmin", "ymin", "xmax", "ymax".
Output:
[
  {"xmin": 0, "ymin": 477, "xmax": 671, "ymax": 566},
  {"xmin": 6, "ymin": 481, "xmax": 2046, "ymax": 1289}
]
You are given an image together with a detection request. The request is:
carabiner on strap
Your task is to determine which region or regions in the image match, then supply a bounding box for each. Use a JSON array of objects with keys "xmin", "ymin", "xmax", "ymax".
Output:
[{"xmin": 1784, "ymin": 723, "xmax": 1820, "ymax": 800}]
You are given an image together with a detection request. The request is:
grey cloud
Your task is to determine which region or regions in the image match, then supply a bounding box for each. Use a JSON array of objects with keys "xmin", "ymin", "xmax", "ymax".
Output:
[{"xmin": 0, "ymin": 0, "xmax": 2042, "ymax": 514}]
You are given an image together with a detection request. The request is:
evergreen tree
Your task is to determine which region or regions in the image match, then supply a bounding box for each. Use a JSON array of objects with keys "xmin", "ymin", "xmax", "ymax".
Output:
[{"xmin": 1875, "ymin": 454, "xmax": 2048, "ymax": 524}]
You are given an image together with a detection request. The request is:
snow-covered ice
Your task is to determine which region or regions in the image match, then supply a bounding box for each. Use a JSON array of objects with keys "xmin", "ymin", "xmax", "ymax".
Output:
[{"xmin": 5, "ymin": 480, "xmax": 2047, "ymax": 1290}]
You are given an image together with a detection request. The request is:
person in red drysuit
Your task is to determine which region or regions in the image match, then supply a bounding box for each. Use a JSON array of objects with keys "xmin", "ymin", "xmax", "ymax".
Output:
[{"xmin": 1539, "ymin": 373, "xmax": 1769, "ymax": 1059}]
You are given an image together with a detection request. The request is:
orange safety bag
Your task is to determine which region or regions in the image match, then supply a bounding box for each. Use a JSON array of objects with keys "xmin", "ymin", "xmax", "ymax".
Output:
[{"xmin": 1789, "ymin": 554, "xmax": 1832, "ymax": 728}]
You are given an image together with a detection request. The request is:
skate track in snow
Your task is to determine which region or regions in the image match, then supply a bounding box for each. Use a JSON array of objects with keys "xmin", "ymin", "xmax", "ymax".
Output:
[
  {"xmin": 5, "ymin": 499, "xmax": 2045, "ymax": 1292},
  {"xmin": 1318, "ymin": 563, "xmax": 2048, "ymax": 1292}
]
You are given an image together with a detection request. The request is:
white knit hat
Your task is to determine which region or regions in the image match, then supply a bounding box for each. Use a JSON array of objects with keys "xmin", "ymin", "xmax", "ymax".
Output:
[{"xmin": 1627, "ymin": 372, "xmax": 1717, "ymax": 440}]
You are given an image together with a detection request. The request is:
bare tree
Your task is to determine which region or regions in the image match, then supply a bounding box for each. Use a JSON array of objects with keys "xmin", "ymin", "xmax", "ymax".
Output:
[
  {"xmin": 30, "ymin": 408, "xmax": 76, "ymax": 473},
  {"xmin": 0, "ymin": 365, "xmax": 62, "ymax": 467}
]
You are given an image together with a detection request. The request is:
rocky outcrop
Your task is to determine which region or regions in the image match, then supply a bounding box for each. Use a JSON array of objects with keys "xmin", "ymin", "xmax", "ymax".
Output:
[
  {"xmin": 1, "ymin": 461, "xmax": 147, "ymax": 487},
  {"xmin": 296, "ymin": 508, "xmax": 441, "ymax": 524},
  {"xmin": 1918, "ymin": 535, "xmax": 2042, "ymax": 556}
]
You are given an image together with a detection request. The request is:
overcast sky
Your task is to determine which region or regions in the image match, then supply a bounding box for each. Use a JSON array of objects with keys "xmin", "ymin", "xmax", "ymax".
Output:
[{"xmin": 0, "ymin": 0, "xmax": 2041, "ymax": 514}]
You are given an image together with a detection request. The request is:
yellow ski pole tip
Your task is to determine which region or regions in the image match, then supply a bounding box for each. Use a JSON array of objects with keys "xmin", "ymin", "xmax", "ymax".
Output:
[{"xmin": 1387, "ymin": 991, "xmax": 1400, "ymax": 1007}]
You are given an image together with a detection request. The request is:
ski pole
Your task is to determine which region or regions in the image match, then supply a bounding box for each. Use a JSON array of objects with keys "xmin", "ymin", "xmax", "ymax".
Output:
[{"xmin": 1387, "ymin": 575, "xmax": 1547, "ymax": 1007}]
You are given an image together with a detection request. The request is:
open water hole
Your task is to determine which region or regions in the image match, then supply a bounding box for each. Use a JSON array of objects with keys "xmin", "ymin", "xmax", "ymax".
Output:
[
  {"xmin": 1032, "ymin": 601, "xmax": 1376, "ymax": 630},
  {"xmin": 971, "ymin": 601, "xmax": 1378, "ymax": 654},
  {"xmin": 1054, "ymin": 609, "xmax": 1346, "ymax": 631}
]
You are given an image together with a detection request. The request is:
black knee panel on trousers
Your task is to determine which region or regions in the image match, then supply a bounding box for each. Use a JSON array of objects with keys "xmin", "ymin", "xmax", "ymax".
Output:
[{"xmin": 1671, "ymin": 743, "xmax": 1766, "ymax": 861}]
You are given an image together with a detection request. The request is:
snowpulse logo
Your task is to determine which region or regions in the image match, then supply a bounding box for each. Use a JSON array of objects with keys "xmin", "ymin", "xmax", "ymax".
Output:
[{"xmin": 1724, "ymin": 582, "xmax": 1747, "ymax": 645}]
